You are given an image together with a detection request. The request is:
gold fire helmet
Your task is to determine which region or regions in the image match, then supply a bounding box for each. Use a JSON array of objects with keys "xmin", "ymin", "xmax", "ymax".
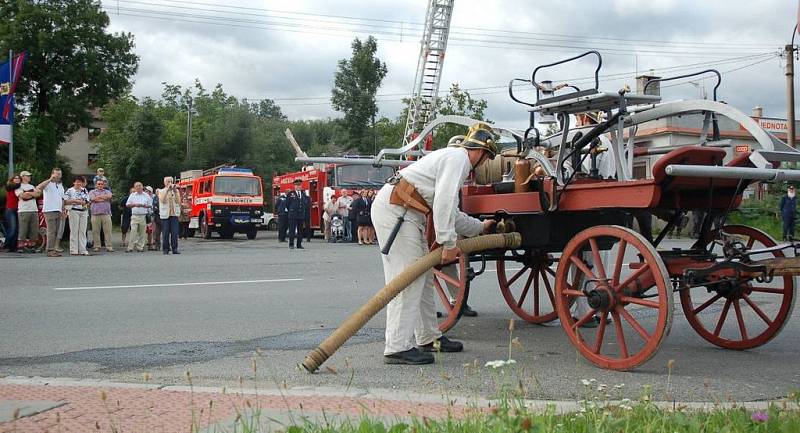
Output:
[{"xmin": 448, "ymin": 122, "xmax": 499, "ymax": 159}]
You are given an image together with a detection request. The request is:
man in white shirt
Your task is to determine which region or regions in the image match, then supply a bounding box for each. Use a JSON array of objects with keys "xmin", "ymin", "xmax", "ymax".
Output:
[
  {"xmin": 157, "ymin": 176, "xmax": 182, "ymax": 254},
  {"xmin": 323, "ymin": 193, "xmax": 337, "ymax": 242},
  {"xmin": 35, "ymin": 168, "xmax": 66, "ymax": 257},
  {"xmin": 16, "ymin": 171, "xmax": 40, "ymax": 252},
  {"xmin": 125, "ymin": 182, "xmax": 152, "ymax": 252},
  {"xmin": 335, "ymin": 192, "xmax": 353, "ymax": 242},
  {"xmin": 372, "ymin": 122, "xmax": 497, "ymax": 365},
  {"xmin": 64, "ymin": 176, "xmax": 90, "ymax": 256}
]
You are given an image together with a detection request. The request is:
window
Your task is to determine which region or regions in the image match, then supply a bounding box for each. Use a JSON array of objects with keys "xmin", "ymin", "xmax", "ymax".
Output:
[
  {"xmin": 88, "ymin": 127, "xmax": 102, "ymax": 141},
  {"xmin": 87, "ymin": 153, "xmax": 98, "ymax": 166},
  {"xmin": 633, "ymin": 161, "xmax": 649, "ymax": 180},
  {"xmin": 334, "ymin": 165, "xmax": 395, "ymax": 187},
  {"xmin": 214, "ymin": 176, "xmax": 261, "ymax": 196}
]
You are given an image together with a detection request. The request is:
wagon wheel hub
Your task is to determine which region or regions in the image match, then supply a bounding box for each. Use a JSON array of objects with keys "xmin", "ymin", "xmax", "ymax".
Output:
[{"xmin": 586, "ymin": 284, "xmax": 616, "ymax": 311}]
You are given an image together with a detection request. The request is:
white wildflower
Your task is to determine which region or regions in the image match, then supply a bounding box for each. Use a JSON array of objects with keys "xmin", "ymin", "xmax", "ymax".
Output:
[
  {"xmin": 581, "ymin": 379, "xmax": 591, "ymax": 386},
  {"xmin": 484, "ymin": 359, "xmax": 517, "ymax": 369},
  {"xmin": 597, "ymin": 384, "xmax": 607, "ymax": 392}
]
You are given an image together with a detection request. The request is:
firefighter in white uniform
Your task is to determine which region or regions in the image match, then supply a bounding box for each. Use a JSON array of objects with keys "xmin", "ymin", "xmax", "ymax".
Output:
[{"xmin": 372, "ymin": 123, "xmax": 498, "ymax": 365}]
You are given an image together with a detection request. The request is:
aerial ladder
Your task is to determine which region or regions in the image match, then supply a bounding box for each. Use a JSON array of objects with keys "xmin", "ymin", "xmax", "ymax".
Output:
[{"xmin": 402, "ymin": 0, "xmax": 455, "ymax": 152}]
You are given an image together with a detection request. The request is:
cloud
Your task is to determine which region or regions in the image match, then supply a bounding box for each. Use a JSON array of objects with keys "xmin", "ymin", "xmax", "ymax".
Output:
[{"xmin": 104, "ymin": 0, "xmax": 792, "ymax": 129}]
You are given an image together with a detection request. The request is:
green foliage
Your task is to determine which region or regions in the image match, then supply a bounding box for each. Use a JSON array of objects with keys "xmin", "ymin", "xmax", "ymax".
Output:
[
  {"xmin": 96, "ymin": 81, "xmax": 297, "ymax": 193},
  {"xmin": 728, "ymin": 193, "xmax": 785, "ymax": 240},
  {"xmin": 432, "ymin": 83, "xmax": 489, "ymax": 149},
  {"xmin": 0, "ymin": 0, "xmax": 138, "ymax": 175},
  {"xmin": 331, "ymin": 36, "xmax": 388, "ymax": 154}
]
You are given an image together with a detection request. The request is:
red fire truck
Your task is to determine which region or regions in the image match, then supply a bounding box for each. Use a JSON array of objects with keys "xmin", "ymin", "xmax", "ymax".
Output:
[
  {"xmin": 272, "ymin": 163, "xmax": 395, "ymax": 234},
  {"xmin": 179, "ymin": 166, "xmax": 265, "ymax": 239}
]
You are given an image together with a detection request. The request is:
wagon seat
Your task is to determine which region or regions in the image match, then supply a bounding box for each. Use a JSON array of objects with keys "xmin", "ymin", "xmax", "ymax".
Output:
[{"xmin": 650, "ymin": 146, "xmax": 765, "ymax": 211}]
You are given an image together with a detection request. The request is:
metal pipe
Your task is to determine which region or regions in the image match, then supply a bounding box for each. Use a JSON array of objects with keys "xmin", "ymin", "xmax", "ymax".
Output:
[
  {"xmin": 633, "ymin": 141, "xmax": 731, "ymax": 157},
  {"xmin": 665, "ymin": 164, "xmax": 800, "ymax": 181},
  {"xmin": 296, "ymin": 156, "xmax": 413, "ymax": 168},
  {"xmin": 786, "ymin": 44, "xmax": 796, "ymax": 151}
]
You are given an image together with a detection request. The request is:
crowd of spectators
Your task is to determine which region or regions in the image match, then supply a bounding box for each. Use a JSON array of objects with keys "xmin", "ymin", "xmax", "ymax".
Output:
[
  {"xmin": 327, "ymin": 189, "xmax": 375, "ymax": 244},
  {"xmin": 2, "ymin": 168, "xmax": 192, "ymax": 257}
]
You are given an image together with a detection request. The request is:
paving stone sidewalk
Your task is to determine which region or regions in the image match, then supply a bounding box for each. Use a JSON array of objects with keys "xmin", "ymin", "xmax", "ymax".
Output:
[{"xmin": 0, "ymin": 379, "xmax": 476, "ymax": 433}]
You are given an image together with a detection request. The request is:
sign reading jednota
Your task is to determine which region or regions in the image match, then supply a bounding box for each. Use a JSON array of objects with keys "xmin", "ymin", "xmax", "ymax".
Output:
[{"xmin": 746, "ymin": 118, "xmax": 790, "ymax": 134}]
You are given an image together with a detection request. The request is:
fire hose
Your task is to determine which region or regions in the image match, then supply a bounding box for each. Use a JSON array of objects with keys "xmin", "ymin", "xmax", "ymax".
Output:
[{"xmin": 301, "ymin": 232, "xmax": 522, "ymax": 373}]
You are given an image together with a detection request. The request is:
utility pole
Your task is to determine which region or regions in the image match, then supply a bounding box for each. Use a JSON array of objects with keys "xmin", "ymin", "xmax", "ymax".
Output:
[
  {"xmin": 7, "ymin": 50, "xmax": 13, "ymax": 178},
  {"xmin": 372, "ymin": 113, "xmax": 377, "ymax": 156},
  {"xmin": 786, "ymin": 44, "xmax": 796, "ymax": 150},
  {"xmin": 186, "ymin": 96, "xmax": 193, "ymax": 162}
]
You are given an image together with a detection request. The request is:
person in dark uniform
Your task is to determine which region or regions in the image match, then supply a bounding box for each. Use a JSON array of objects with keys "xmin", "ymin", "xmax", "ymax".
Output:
[
  {"xmin": 286, "ymin": 179, "xmax": 310, "ymax": 249},
  {"xmin": 780, "ymin": 185, "xmax": 797, "ymax": 240},
  {"xmin": 276, "ymin": 192, "xmax": 288, "ymax": 242},
  {"xmin": 348, "ymin": 191, "xmax": 360, "ymax": 243}
]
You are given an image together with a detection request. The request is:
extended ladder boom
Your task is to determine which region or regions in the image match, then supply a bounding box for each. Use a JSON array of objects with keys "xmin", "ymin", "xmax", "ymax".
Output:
[{"xmin": 402, "ymin": 0, "xmax": 455, "ymax": 149}]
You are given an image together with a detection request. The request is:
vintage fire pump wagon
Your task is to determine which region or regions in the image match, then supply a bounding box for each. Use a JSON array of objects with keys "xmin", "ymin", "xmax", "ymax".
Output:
[
  {"xmin": 179, "ymin": 166, "xmax": 264, "ymax": 239},
  {"xmin": 299, "ymin": 51, "xmax": 800, "ymax": 371},
  {"xmin": 272, "ymin": 162, "xmax": 396, "ymax": 234}
]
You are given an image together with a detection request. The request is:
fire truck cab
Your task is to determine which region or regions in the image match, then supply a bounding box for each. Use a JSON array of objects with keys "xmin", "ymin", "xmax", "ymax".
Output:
[
  {"xmin": 272, "ymin": 163, "xmax": 395, "ymax": 234},
  {"xmin": 179, "ymin": 166, "xmax": 264, "ymax": 239}
]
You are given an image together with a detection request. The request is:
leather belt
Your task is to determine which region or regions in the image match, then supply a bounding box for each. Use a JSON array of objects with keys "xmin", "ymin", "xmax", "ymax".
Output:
[{"xmin": 388, "ymin": 177, "xmax": 431, "ymax": 215}]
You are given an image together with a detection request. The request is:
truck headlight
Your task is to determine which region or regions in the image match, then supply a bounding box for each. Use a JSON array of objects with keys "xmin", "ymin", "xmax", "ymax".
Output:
[{"xmin": 214, "ymin": 209, "xmax": 222, "ymax": 215}]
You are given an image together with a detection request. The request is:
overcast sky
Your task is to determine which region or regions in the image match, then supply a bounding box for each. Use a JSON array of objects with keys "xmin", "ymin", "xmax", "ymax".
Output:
[{"xmin": 102, "ymin": 0, "xmax": 794, "ymax": 128}]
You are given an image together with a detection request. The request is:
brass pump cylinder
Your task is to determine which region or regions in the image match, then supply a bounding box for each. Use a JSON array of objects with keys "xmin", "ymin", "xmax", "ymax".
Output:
[
  {"xmin": 301, "ymin": 232, "xmax": 522, "ymax": 373},
  {"xmin": 514, "ymin": 159, "xmax": 531, "ymax": 192}
]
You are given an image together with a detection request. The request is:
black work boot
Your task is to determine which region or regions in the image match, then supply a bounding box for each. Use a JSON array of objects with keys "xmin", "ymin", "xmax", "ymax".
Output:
[
  {"xmin": 420, "ymin": 336, "xmax": 463, "ymax": 353},
  {"xmin": 384, "ymin": 348, "xmax": 434, "ymax": 365},
  {"xmin": 462, "ymin": 304, "xmax": 478, "ymax": 317}
]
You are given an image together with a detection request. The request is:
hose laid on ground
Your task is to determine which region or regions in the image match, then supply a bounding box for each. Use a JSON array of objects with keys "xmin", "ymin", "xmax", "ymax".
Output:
[{"xmin": 301, "ymin": 232, "xmax": 522, "ymax": 373}]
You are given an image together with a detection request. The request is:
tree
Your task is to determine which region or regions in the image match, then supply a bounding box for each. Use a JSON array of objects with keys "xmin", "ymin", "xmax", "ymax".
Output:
[
  {"xmin": 96, "ymin": 97, "xmax": 180, "ymax": 191},
  {"xmin": 330, "ymin": 36, "xmax": 387, "ymax": 154},
  {"xmin": 0, "ymin": 0, "xmax": 138, "ymax": 173},
  {"xmin": 432, "ymin": 83, "xmax": 489, "ymax": 149},
  {"xmin": 97, "ymin": 81, "xmax": 297, "ymax": 194}
]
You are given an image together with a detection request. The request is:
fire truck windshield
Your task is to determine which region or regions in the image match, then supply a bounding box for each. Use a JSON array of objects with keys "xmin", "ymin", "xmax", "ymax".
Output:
[
  {"xmin": 335, "ymin": 165, "xmax": 394, "ymax": 187},
  {"xmin": 214, "ymin": 176, "xmax": 261, "ymax": 196}
]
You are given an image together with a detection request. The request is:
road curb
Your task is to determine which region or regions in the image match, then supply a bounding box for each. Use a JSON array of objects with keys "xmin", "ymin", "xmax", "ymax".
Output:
[{"xmin": 0, "ymin": 376, "xmax": 780, "ymax": 412}]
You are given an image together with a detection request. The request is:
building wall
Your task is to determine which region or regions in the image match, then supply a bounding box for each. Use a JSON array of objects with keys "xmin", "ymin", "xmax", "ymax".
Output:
[{"xmin": 57, "ymin": 120, "xmax": 106, "ymax": 182}]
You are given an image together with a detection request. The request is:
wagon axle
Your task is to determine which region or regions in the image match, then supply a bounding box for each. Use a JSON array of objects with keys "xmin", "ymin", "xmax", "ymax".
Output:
[{"xmin": 585, "ymin": 284, "xmax": 615, "ymax": 311}]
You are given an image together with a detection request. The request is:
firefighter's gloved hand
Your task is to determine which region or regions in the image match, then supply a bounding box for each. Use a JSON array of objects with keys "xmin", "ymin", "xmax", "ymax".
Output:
[
  {"xmin": 441, "ymin": 246, "xmax": 462, "ymax": 265},
  {"xmin": 482, "ymin": 219, "xmax": 496, "ymax": 234}
]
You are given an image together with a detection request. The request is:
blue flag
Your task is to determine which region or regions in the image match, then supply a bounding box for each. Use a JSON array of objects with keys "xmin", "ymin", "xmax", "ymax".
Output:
[{"xmin": 0, "ymin": 52, "xmax": 26, "ymax": 145}]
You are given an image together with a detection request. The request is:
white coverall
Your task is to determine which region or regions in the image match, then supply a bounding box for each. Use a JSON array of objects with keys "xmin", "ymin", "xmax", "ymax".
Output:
[{"xmin": 372, "ymin": 146, "xmax": 484, "ymax": 355}]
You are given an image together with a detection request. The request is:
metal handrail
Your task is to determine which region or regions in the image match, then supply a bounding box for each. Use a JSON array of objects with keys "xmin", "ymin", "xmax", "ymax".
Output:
[
  {"xmin": 531, "ymin": 50, "xmax": 602, "ymax": 102},
  {"xmin": 643, "ymin": 69, "xmax": 722, "ymax": 102}
]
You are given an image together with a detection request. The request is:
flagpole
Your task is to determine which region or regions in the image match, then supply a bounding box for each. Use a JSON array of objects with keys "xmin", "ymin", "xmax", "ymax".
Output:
[{"xmin": 7, "ymin": 49, "xmax": 13, "ymax": 178}]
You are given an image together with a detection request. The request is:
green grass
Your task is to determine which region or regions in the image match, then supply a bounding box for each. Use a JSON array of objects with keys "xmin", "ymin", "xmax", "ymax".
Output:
[
  {"xmin": 217, "ymin": 391, "xmax": 800, "ymax": 433},
  {"xmin": 728, "ymin": 196, "xmax": 784, "ymax": 240}
]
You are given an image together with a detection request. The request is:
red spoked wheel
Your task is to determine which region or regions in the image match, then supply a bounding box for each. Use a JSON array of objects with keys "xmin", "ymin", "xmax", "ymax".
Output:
[
  {"xmin": 433, "ymin": 254, "xmax": 471, "ymax": 333},
  {"xmin": 555, "ymin": 225, "xmax": 673, "ymax": 370},
  {"xmin": 498, "ymin": 251, "xmax": 560, "ymax": 323},
  {"xmin": 680, "ymin": 225, "xmax": 796, "ymax": 350}
]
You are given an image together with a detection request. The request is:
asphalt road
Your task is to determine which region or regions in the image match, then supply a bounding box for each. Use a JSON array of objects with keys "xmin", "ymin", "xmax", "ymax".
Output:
[{"xmin": 1, "ymin": 231, "xmax": 798, "ymax": 402}]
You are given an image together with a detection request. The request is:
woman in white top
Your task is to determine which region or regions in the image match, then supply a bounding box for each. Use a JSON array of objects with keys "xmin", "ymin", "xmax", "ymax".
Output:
[{"xmin": 64, "ymin": 176, "xmax": 90, "ymax": 255}]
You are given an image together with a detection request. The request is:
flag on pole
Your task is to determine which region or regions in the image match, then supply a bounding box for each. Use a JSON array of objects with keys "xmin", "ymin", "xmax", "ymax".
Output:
[{"xmin": 0, "ymin": 52, "xmax": 26, "ymax": 145}]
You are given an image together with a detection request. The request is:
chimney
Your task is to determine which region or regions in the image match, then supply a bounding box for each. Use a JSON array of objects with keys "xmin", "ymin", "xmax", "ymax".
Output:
[
  {"xmin": 752, "ymin": 106, "xmax": 763, "ymax": 118},
  {"xmin": 636, "ymin": 73, "xmax": 661, "ymax": 96}
]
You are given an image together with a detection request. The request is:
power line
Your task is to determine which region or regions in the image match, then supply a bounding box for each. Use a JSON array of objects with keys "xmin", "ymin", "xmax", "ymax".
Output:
[
  {"xmin": 277, "ymin": 55, "xmax": 778, "ymax": 107},
  {"xmin": 248, "ymin": 53, "xmax": 777, "ymax": 104},
  {"xmin": 104, "ymin": 3, "xmax": 775, "ymax": 57},
  {"xmin": 112, "ymin": 0, "xmax": 778, "ymax": 50}
]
